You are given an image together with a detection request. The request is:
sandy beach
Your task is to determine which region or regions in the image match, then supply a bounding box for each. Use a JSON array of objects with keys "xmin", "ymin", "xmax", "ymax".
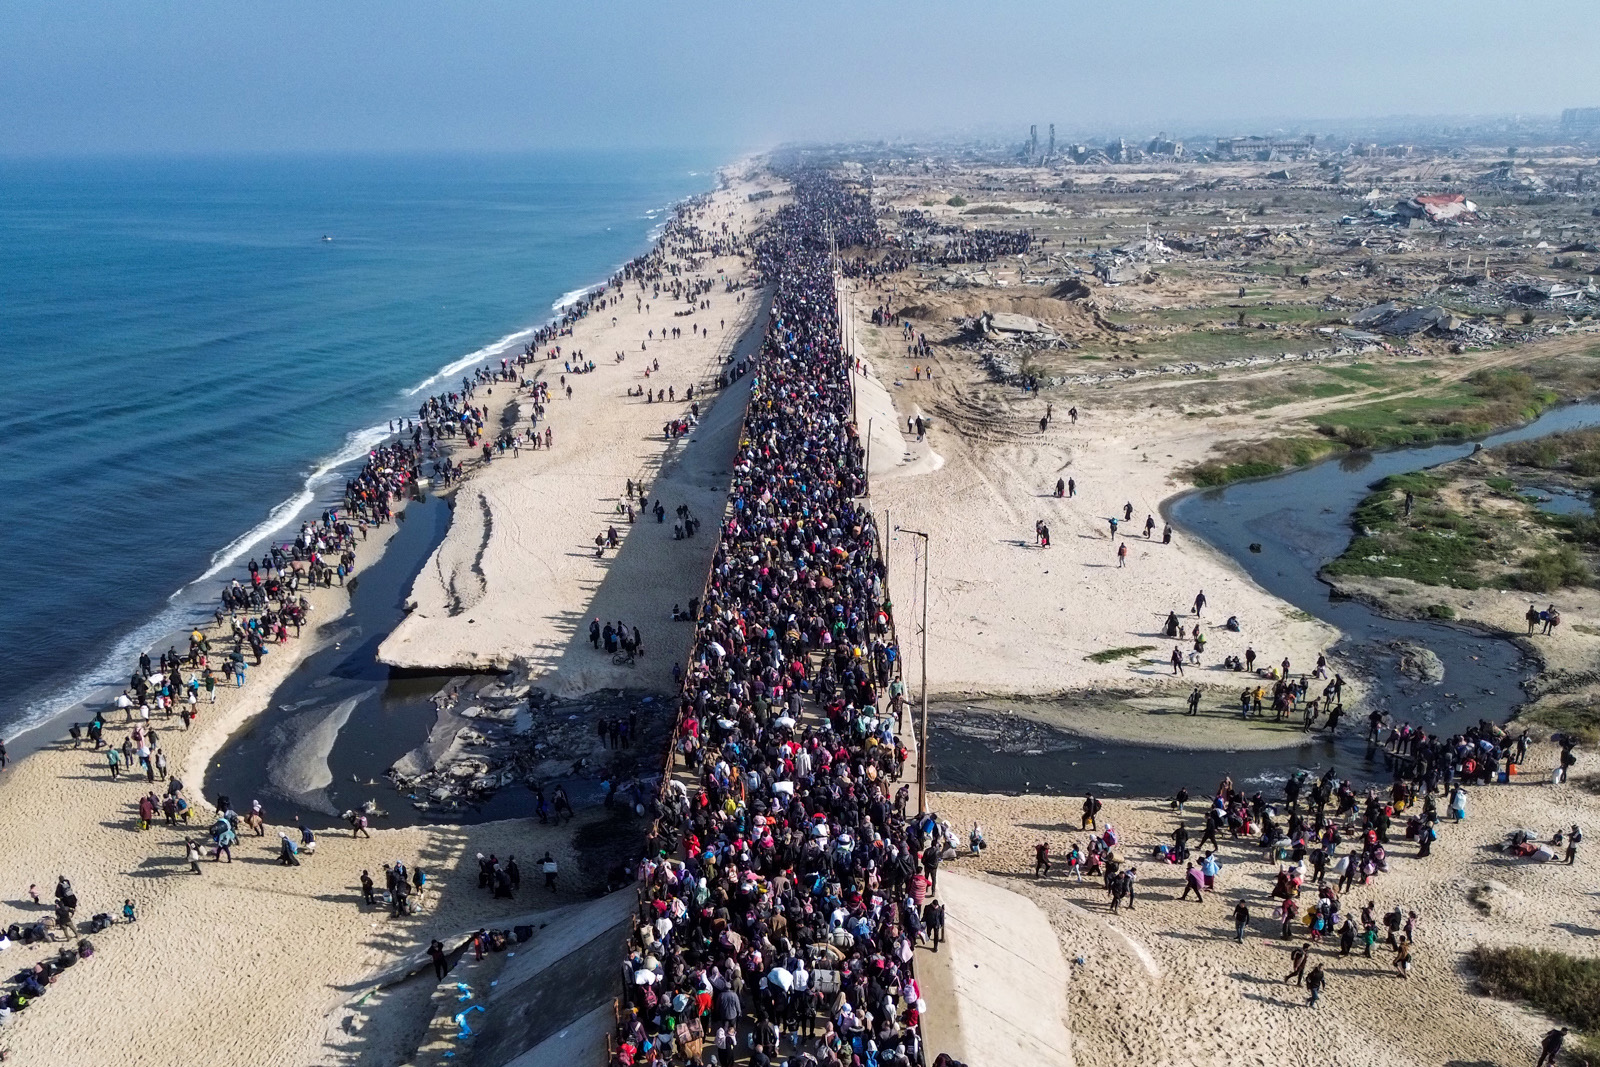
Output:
[
  {"xmin": 927, "ymin": 740, "xmax": 1598, "ymax": 1067},
  {"xmin": 0, "ymin": 171, "xmax": 778, "ymax": 1066},
  {"xmin": 849, "ymin": 285, "xmax": 1341, "ymax": 730},
  {"xmin": 378, "ymin": 180, "xmax": 777, "ymax": 696}
]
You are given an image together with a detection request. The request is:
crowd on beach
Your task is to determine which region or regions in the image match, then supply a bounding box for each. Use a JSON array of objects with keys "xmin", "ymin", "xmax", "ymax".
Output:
[
  {"xmin": 1, "ymin": 184, "xmax": 777, "ymax": 1043},
  {"xmin": 610, "ymin": 175, "xmax": 939, "ymax": 1067},
  {"xmin": 1022, "ymin": 711, "xmax": 1582, "ymax": 1012}
]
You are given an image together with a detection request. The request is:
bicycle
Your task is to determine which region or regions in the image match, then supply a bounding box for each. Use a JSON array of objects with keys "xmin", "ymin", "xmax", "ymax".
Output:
[{"xmin": 612, "ymin": 649, "xmax": 636, "ymax": 667}]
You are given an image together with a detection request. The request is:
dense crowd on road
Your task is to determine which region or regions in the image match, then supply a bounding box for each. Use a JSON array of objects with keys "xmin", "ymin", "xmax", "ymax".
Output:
[{"xmin": 612, "ymin": 175, "xmax": 933, "ymax": 1067}]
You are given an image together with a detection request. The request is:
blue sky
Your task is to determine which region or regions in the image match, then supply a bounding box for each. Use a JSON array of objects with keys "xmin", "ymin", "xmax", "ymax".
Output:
[{"xmin": 4, "ymin": 0, "xmax": 1596, "ymax": 155}]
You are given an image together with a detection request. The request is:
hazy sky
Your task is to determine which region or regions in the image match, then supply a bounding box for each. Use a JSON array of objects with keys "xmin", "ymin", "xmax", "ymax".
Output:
[{"xmin": 5, "ymin": 0, "xmax": 1597, "ymax": 155}]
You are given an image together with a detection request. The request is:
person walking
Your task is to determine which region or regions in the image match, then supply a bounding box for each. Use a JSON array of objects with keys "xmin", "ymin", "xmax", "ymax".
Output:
[
  {"xmin": 1537, "ymin": 1028, "xmax": 1569, "ymax": 1067},
  {"xmin": 1081, "ymin": 793, "xmax": 1101, "ymax": 830},
  {"xmin": 1305, "ymin": 963, "xmax": 1326, "ymax": 1007},
  {"xmin": 541, "ymin": 852, "xmax": 558, "ymax": 892},
  {"xmin": 923, "ymin": 898, "xmax": 946, "ymax": 951},
  {"xmin": 1233, "ymin": 900, "xmax": 1251, "ymax": 942},
  {"xmin": 1565, "ymin": 824, "xmax": 1582, "ymax": 864},
  {"xmin": 186, "ymin": 840, "xmax": 202, "ymax": 874},
  {"xmin": 1181, "ymin": 861, "xmax": 1204, "ymax": 902},
  {"xmin": 1284, "ymin": 944, "xmax": 1308, "ymax": 985},
  {"xmin": 429, "ymin": 939, "xmax": 449, "ymax": 981}
]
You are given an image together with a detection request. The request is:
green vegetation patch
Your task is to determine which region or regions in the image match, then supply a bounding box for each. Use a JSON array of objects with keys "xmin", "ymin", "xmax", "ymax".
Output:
[
  {"xmin": 1188, "ymin": 436, "xmax": 1343, "ymax": 487},
  {"xmin": 1314, "ymin": 369, "xmax": 1558, "ymax": 449},
  {"xmin": 1498, "ymin": 427, "xmax": 1600, "ymax": 478},
  {"xmin": 1520, "ymin": 702, "xmax": 1600, "ymax": 745},
  {"xmin": 1468, "ymin": 946, "xmax": 1600, "ymax": 1033},
  {"xmin": 1322, "ymin": 473, "xmax": 1494, "ymax": 588},
  {"xmin": 1085, "ymin": 645, "xmax": 1156, "ymax": 664},
  {"xmin": 1321, "ymin": 362, "xmax": 1396, "ymax": 388},
  {"xmin": 1511, "ymin": 545, "xmax": 1592, "ymax": 593},
  {"xmin": 962, "ymin": 204, "xmax": 1021, "ymax": 215}
]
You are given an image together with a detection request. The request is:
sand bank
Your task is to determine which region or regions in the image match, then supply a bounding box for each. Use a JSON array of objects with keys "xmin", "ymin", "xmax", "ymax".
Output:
[
  {"xmin": 379, "ymin": 180, "xmax": 776, "ymax": 698},
  {"xmin": 849, "ymin": 302, "xmax": 1339, "ymax": 711},
  {"xmin": 916, "ymin": 871, "xmax": 1074, "ymax": 1067}
]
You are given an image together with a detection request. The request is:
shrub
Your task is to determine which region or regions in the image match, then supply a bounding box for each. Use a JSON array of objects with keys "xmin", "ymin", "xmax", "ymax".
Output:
[
  {"xmin": 1510, "ymin": 545, "xmax": 1590, "ymax": 592},
  {"xmin": 946, "ymin": 195, "xmax": 967, "ymax": 207},
  {"xmin": 1337, "ymin": 426, "xmax": 1378, "ymax": 449},
  {"xmin": 1468, "ymin": 946, "xmax": 1600, "ymax": 1031}
]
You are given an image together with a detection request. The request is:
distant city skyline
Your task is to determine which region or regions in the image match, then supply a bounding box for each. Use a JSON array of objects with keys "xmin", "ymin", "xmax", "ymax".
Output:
[{"xmin": 3, "ymin": 0, "xmax": 1597, "ymax": 156}]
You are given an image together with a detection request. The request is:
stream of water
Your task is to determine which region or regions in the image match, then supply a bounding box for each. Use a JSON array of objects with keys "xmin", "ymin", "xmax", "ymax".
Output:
[{"xmin": 930, "ymin": 402, "xmax": 1600, "ymax": 798}]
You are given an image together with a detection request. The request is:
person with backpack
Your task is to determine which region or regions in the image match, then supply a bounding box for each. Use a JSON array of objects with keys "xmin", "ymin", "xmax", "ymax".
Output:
[
  {"xmin": 1082, "ymin": 792, "xmax": 1101, "ymax": 830},
  {"xmin": 1305, "ymin": 963, "xmax": 1326, "ymax": 1007}
]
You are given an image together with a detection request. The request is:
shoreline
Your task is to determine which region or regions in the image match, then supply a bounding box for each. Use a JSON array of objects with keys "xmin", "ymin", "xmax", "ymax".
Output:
[
  {"xmin": 0, "ymin": 175, "xmax": 731, "ymax": 765},
  {"xmin": 0, "ymin": 167, "xmax": 780, "ymax": 1067}
]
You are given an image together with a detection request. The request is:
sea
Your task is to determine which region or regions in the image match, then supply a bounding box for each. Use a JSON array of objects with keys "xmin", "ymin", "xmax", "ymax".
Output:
[{"xmin": 0, "ymin": 150, "xmax": 724, "ymax": 741}]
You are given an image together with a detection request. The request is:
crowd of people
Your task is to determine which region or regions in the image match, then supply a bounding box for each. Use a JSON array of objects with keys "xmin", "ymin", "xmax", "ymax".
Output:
[
  {"xmin": 610, "ymin": 175, "xmax": 933, "ymax": 1067},
  {"xmin": 1024, "ymin": 707, "xmax": 1584, "ymax": 1014}
]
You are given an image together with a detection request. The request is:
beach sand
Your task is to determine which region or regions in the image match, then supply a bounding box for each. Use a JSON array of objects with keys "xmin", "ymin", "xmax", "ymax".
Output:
[
  {"xmin": 0, "ymin": 175, "xmax": 775, "ymax": 1066},
  {"xmin": 378, "ymin": 181, "xmax": 775, "ymax": 698},
  {"xmin": 927, "ymin": 739, "xmax": 1598, "ymax": 1067},
  {"xmin": 848, "ymin": 280, "xmax": 1340, "ymax": 738}
]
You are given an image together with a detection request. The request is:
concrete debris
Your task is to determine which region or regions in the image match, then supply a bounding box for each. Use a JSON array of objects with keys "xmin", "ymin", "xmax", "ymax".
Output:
[
  {"xmin": 978, "ymin": 311, "xmax": 1053, "ymax": 340},
  {"xmin": 1396, "ymin": 193, "xmax": 1478, "ymax": 225},
  {"xmin": 1350, "ymin": 301, "xmax": 1497, "ymax": 342}
]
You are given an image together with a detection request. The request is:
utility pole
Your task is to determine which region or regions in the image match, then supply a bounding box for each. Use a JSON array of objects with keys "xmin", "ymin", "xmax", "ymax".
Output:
[{"xmin": 896, "ymin": 526, "xmax": 931, "ymax": 813}]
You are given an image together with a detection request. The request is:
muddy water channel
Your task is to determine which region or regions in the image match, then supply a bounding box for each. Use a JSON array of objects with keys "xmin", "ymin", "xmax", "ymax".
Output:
[{"xmin": 929, "ymin": 402, "xmax": 1600, "ymax": 799}]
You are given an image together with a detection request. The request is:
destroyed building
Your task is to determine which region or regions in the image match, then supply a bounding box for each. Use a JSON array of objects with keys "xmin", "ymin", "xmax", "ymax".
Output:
[{"xmin": 1396, "ymin": 193, "xmax": 1479, "ymax": 225}]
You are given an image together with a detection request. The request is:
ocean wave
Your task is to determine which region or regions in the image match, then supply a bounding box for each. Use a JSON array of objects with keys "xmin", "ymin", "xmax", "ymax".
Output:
[
  {"xmin": 191, "ymin": 421, "xmax": 394, "ymax": 586},
  {"xmin": 7, "ymin": 598, "xmax": 207, "ymax": 737},
  {"xmin": 551, "ymin": 286, "xmax": 598, "ymax": 313},
  {"xmin": 404, "ymin": 325, "xmax": 543, "ymax": 397}
]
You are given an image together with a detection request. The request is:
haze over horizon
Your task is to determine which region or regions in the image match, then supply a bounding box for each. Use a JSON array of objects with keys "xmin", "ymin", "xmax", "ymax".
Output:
[{"xmin": 4, "ymin": 0, "xmax": 1598, "ymax": 157}]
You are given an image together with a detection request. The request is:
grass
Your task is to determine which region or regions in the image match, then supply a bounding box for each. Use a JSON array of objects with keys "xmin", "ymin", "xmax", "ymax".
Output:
[
  {"xmin": 1085, "ymin": 645, "xmax": 1156, "ymax": 664},
  {"xmin": 963, "ymin": 204, "xmax": 1021, "ymax": 215},
  {"xmin": 1313, "ymin": 369, "xmax": 1559, "ymax": 449},
  {"xmin": 1322, "ymin": 473, "xmax": 1496, "ymax": 588},
  {"xmin": 1520, "ymin": 702, "xmax": 1600, "ymax": 745},
  {"xmin": 1321, "ymin": 362, "xmax": 1397, "ymax": 388},
  {"xmin": 1467, "ymin": 945, "xmax": 1600, "ymax": 1035},
  {"xmin": 1071, "ymin": 329, "xmax": 1303, "ymax": 364},
  {"xmin": 1324, "ymin": 469, "xmax": 1594, "ymax": 591},
  {"xmin": 1499, "ymin": 427, "xmax": 1600, "ymax": 477},
  {"xmin": 1188, "ymin": 436, "xmax": 1343, "ymax": 487}
]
